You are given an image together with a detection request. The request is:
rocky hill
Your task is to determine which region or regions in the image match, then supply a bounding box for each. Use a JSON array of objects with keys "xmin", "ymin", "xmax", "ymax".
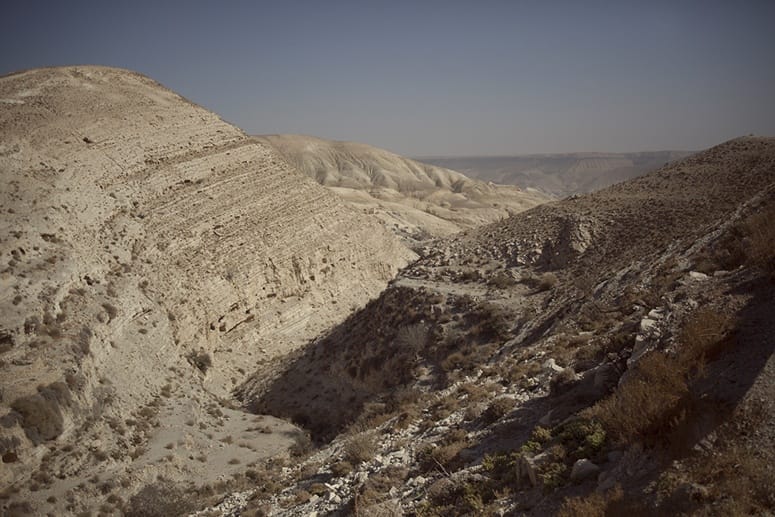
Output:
[
  {"xmin": 255, "ymin": 135, "xmax": 549, "ymax": 243},
  {"xmin": 424, "ymin": 150, "xmax": 692, "ymax": 198},
  {"xmin": 0, "ymin": 66, "xmax": 415, "ymax": 515},
  {"xmin": 231, "ymin": 137, "xmax": 775, "ymax": 516},
  {"xmin": 2, "ymin": 67, "xmax": 773, "ymax": 517}
]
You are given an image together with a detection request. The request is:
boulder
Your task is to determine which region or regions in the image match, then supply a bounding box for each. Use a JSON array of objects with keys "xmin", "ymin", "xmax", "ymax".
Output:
[{"xmin": 570, "ymin": 459, "xmax": 600, "ymax": 483}]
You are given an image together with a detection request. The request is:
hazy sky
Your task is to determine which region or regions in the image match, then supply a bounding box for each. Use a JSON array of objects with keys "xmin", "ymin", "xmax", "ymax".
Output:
[{"xmin": 3, "ymin": 1, "xmax": 775, "ymax": 156}]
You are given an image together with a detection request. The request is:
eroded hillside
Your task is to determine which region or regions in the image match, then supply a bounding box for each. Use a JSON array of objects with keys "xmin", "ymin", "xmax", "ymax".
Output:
[
  {"xmin": 0, "ymin": 66, "xmax": 414, "ymax": 515},
  {"xmin": 255, "ymin": 134, "xmax": 549, "ymax": 243},
  {"xmin": 230, "ymin": 137, "xmax": 775, "ymax": 516}
]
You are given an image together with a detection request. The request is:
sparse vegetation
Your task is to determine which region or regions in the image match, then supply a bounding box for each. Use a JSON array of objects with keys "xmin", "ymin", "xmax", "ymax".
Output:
[
  {"xmin": 487, "ymin": 271, "xmax": 516, "ymax": 289},
  {"xmin": 744, "ymin": 203, "xmax": 775, "ymax": 275},
  {"xmin": 584, "ymin": 309, "xmax": 731, "ymax": 446},
  {"xmin": 187, "ymin": 350, "xmax": 213, "ymax": 373},
  {"xmin": 126, "ymin": 480, "xmax": 197, "ymax": 517},
  {"xmin": 558, "ymin": 485, "xmax": 624, "ymax": 517},
  {"xmin": 538, "ymin": 272, "xmax": 559, "ymax": 291},
  {"xmin": 344, "ymin": 432, "xmax": 376, "ymax": 465},
  {"xmin": 481, "ymin": 397, "xmax": 516, "ymax": 424},
  {"xmin": 331, "ymin": 460, "xmax": 354, "ymax": 477},
  {"xmin": 11, "ymin": 382, "xmax": 71, "ymax": 445},
  {"xmin": 102, "ymin": 302, "xmax": 119, "ymax": 322}
]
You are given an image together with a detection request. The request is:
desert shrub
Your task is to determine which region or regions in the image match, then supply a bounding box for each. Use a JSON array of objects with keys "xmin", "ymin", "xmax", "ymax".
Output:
[
  {"xmin": 487, "ymin": 271, "xmax": 516, "ymax": 289},
  {"xmin": 385, "ymin": 386, "xmax": 423, "ymax": 413},
  {"xmin": 353, "ymin": 466, "xmax": 409, "ymax": 512},
  {"xmin": 289, "ymin": 432, "xmax": 313, "ymax": 458},
  {"xmin": 457, "ymin": 269, "xmax": 482, "ymax": 283},
  {"xmin": 520, "ymin": 271, "xmax": 559, "ymax": 291},
  {"xmin": 11, "ymin": 382, "xmax": 71, "ymax": 445},
  {"xmin": 440, "ymin": 351, "xmax": 467, "ymax": 372},
  {"xmin": 586, "ymin": 308, "xmax": 731, "ymax": 447},
  {"xmin": 465, "ymin": 302, "xmax": 512, "ymax": 343},
  {"xmin": 102, "ymin": 303, "xmax": 119, "ymax": 322},
  {"xmin": 457, "ymin": 382, "xmax": 489, "ymax": 404},
  {"xmin": 126, "ymin": 480, "xmax": 197, "ymax": 517},
  {"xmin": 0, "ymin": 331, "xmax": 13, "ymax": 354},
  {"xmin": 482, "ymin": 451, "xmax": 521, "ymax": 483},
  {"xmin": 293, "ymin": 489, "xmax": 311, "ymax": 504},
  {"xmin": 520, "ymin": 426, "xmax": 553, "ymax": 454},
  {"xmin": 331, "ymin": 460, "xmax": 354, "ymax": 477},
  {"xmin": 395, "ymin": 323, "xmax": 428, "ymax": 353},
  {"xmin": 187, "ymin": 350, "xmax": 212, "ymax": 373},
  {"xmin": 415, "ymin": 480, "xmax": 490, "ymax": 517},
  {"xmin": 584, "ymin": 351, "xmax": 686, "ymax": 445},
  {"xmin": 532, "ymin": 425, "xmax": 552, "ymax": 443},
  {"xmin": 3, "ymin": 501, "xmax": 35, "ymax": 517},
  {"xmin": 481, "ymin": 397, "xmax": 516, "ymax": 424},
  {"xmin": 75, "ymin": 325, "xmax": 92, "ymax": 357},
  {"xmin": 684, "ymin": 443, "xmax": 775, "ymax": 514},
  {"xmin": 344, "ymin": 432, "xmax": 376, "ymax": 465},
  {"xmin": 540, "ymin": 461, "xmax": 569, "ymax": 490},
  {"xmin": 552, "ymin": 418, "xmax": 606, "ymax": 461},
  {"xmin": 244, "ymin": 464, "xmax": 283, "ymax": 498},
  {"xmin": 704, "ymin": 202, "xmax": 775, "ymax": 275},
  {"xmin": 677, "ymin": 308, "xmax": 732, "ymax": 367},
  {"xmin": 418, "ymin": 437, "xmax": 469, "ymax": 473},
  {"xmin": 394, "ymin": 404, "xmax": 423, "ymax": 430},
  {"xmin": 744, "ymin": 203, "xmax": 775, "ymax": 275},
  {"xmin": 558, "ymin": 485, "xmax": 624, "ymax": 517},
  {"xmin": 538, "ymin": 272, "xmax": 559, "ymax": 291},
  {"xmin": 427, "ymin": 394, "xmax": 460, "ymax": 421}
]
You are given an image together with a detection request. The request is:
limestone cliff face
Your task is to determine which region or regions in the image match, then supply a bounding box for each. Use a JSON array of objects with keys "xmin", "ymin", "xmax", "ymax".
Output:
[{"xmin": 0, "ymin": 67, "xmax": 414, "ymax": 482}]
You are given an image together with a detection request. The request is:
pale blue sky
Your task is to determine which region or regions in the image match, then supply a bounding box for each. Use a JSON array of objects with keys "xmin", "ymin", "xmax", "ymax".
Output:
[{"xmin": 3, "ymin": 1, "xmax": 774, "ymax": 156}]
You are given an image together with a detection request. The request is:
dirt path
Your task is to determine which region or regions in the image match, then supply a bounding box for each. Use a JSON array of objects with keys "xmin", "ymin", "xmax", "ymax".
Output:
[{"xmin": 394, "ymin": 275, "xmax": 531, "ymax": 309}]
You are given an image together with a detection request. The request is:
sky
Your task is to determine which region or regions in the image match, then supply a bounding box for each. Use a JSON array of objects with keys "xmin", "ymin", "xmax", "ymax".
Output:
[{"xmin": 2, "ymin": 1, "xmax": 775, "ymax": 157}]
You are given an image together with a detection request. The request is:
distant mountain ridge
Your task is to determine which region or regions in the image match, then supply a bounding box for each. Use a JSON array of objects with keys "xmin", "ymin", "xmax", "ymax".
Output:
[{"xmin": 420, "ymin": 150, "xmax": 693, "ymax": 198}]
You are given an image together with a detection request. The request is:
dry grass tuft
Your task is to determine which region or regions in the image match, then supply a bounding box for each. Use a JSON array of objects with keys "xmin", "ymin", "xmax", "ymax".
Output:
[
  {"xmin": 538, "ymin": 272, "xmax": 559, "ymax": 291},
  {"xmin": 481, "ymin": 397, "xmax": 516, "ymax": 424},
  {"xmin": 744, "ymin": 203, "xmax": 775, "ymax": 276},
  {"xmin": 584, "ymin": 309, "xmax": 731, "ymax": 446},
  {"xmin": 344, "ymin": 432, "xmax": 377, "ymax": 465},
  {"xmin": 126, "ymin": 480, "xmax": 197, "ymax": 517},
  {"xmin": 687, "ymin": 444, "xmax": 775, "ymax": 515},
  {"xmin": 558, "ymin": 485, "xmax": 624, "ymax": 517}
]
